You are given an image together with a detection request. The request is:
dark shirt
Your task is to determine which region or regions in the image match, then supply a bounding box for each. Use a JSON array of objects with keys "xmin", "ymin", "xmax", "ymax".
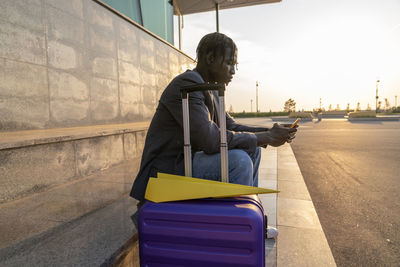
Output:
[{"xmin": 130, "ymin": 70, "xmax": 268, "ymax": 201}]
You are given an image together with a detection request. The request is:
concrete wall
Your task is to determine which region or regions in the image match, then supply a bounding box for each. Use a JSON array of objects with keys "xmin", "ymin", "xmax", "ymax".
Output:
[
  {"xmin": 0, "ymin": 0, "xmax": 195, "ymax": 131},
  {"xmin": 0, "ymin": 129, "xmax": 146, "ymax": 203}
]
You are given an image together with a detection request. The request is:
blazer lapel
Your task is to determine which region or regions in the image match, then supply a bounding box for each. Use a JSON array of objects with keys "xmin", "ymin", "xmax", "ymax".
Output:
[
  {"xmin": 203, "ymin": 90, "xmax": 215, "ymax": 123},
  {"xmin": 212, "ymin": 90, "xmax": 220, "ymax": 127}
]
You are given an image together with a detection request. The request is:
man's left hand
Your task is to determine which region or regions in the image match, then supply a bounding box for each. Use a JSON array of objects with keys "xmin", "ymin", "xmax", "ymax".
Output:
[
  {"xmin": 286, "ymin": 132, "xmax": 296, "ymax": 143},
  {"xmin": 281, "ymin": 123, "xmax": 298, "ymax": 143},
  {"xmin": 281, "ymin": 123, "xmax": 299, "ymax": 129}
]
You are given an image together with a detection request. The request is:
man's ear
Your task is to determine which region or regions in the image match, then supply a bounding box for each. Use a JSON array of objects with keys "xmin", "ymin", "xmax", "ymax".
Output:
[{"xmin": 205, "ymin": 51, "xmax": 214, "ymax": 65}]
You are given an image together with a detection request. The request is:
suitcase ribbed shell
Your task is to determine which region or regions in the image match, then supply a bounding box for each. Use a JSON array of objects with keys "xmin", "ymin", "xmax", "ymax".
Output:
[{"xmin": 139, "ymin": 195, "xmax": 265, "ymax": 267}]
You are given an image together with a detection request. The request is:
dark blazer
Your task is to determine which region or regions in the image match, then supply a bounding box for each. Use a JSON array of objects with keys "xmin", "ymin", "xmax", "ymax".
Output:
[{"xmin": 130, "ymin": 70, "xmax": 268, "ymax": 201}]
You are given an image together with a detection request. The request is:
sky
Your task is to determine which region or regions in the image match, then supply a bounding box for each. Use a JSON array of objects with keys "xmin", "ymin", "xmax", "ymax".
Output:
[{"xmin": 173, "ymin": 0, "xmax": 400, "ymax": 112}]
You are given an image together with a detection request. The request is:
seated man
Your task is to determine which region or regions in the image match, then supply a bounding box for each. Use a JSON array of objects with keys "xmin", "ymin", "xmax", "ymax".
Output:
[{"xmin": 130, "ymin": 32, "xmax": 296, "ymax": 238}]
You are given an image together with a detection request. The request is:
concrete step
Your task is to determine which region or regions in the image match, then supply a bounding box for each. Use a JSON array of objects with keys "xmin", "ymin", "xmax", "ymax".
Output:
[
  {"xmin": 0, "ymin": 160, "xmax": 139, "ymax": 266},
  {"xmin": 0, "ymin": 122, "xmax": 148, "ymax": 203}
]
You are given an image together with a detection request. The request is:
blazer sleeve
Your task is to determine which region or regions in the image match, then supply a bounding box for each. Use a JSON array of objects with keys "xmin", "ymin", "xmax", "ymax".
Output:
[
  {"xmin": 226, "ymin": 113, "xmax": 269, "ymax": 132},
  {"xmin": 161, "ymin": 75, "xmax": 258, "ymax": 155}
]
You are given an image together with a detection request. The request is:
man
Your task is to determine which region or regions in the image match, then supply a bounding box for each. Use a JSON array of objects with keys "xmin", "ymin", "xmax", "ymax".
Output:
[{"xmin": 130, "ymin": 32, "xmax": 297, "ymax": 238}]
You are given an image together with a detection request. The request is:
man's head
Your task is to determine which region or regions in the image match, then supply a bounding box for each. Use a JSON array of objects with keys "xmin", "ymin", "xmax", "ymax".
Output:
[{"xmin": 195, "ymin": 32, "xmax": 237, "ymax": 84}]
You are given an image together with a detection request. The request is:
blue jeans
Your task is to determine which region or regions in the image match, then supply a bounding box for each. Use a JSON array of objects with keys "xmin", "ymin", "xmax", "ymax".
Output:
[{"xmin": 193, "ymin": 147, "xmax": 261, "ymax": 187}]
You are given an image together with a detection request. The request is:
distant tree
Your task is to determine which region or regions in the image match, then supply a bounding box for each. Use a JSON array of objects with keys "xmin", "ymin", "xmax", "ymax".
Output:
[
  {"xmin": 346, "ymin": 103, "xmax": 350, "ymax": 112},
  {"xmin": 367, "ymin": 103, "xmax": 372, "ymax": 111},
  {"xmin": 335, "ymin": 104, "xmax": 340, "ymax": 111},
  {"xmin": 228, "ymin": 104, "xmax": 233, "ymax": 113},
  {"xmin": 356, "ymin": 102, "xmax": 361, "ymax": 111},
  {"xmin": 283, "ymin": 98, "xmax": 296, "ymax": 112},
  {"xmin": 328, "ymin": 104, "xmax": 332, "ymax": 111}
]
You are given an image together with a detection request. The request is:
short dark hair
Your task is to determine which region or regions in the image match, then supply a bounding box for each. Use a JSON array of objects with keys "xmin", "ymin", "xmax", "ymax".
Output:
[{"xmin": 196, "ymin": 32, "xmax": 237, "ymax": 64}]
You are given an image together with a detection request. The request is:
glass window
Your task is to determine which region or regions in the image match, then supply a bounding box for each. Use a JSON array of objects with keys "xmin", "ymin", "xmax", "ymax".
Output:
[{"xmin": 102, "ymin": 0, "xmax": 174, "ymax": 45}]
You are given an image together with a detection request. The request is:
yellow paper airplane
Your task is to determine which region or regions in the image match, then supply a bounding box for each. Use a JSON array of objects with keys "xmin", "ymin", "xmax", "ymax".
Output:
[{"xmin": 144, "ymin": 172, "xmax": 279, "ymax": 203}]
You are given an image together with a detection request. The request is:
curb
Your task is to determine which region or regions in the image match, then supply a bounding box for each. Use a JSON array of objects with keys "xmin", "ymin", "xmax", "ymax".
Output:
[
  {"xmin": 276, "ymin": 144, "xmax": 336, "ymax": 266},
  {"xmin": 347, "ymin": 117, "xmax": 399, "ymax": 121}
]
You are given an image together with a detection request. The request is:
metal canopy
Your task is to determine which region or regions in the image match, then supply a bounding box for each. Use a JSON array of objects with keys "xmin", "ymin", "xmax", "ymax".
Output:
[
  {"xmin": 173, "ymin": 0, "xmax": 281, "ymax": 49},
  {"xmin": 173, "ymin": 0, "xmax": 281, "ymax": 16}
]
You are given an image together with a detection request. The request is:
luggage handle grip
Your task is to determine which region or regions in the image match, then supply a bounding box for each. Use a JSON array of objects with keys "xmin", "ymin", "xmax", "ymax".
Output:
[{"xmin": 180, "ymin": 83, "xmax": 225, "ymax": 97}]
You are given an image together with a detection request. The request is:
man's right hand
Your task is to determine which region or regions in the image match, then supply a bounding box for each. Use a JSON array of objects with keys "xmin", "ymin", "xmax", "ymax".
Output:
[{"xmin": 255, "ymin": 123, "xmax": 297, "ymax": 147}]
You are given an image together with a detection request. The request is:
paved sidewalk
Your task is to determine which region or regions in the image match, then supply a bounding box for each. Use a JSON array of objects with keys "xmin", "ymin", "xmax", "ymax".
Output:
[
  {"xmin": 1, "ymin": 139, "xmax": 337, "ymax": 266},
  {"xmin": 259, "ymin": 144, "xmax": 336, "ymax": 266}
]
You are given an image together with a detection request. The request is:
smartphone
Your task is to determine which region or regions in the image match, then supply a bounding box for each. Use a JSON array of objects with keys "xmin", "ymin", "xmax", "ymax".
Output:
[{"xmin": 290, "ymin": 118, "xmax": 301, "ymax": 128}]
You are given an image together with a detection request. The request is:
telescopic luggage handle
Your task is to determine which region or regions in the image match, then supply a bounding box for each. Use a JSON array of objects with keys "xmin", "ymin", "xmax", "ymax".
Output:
[{"xmin": 180, "ymin": 83, "xmax": 229, "ymax": 183}]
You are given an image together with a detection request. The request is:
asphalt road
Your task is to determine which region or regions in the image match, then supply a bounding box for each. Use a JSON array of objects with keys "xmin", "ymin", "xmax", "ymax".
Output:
[
  {"xmin": 237, "ymin": 117, "xmax": 400, "ymax": 266},
  {"xmin": 289, "ymin": 119, "xmax": 400, "ymax": 267}
]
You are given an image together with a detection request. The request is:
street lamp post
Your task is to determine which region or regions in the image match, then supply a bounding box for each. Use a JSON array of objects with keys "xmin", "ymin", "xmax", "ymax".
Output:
[
  {"xmin": 250, "ymin": 99, "xmax": 253, "ymax": 113},
  {"xmin": 376, "ymin": 79, "xmax": 380, "ymax": 113},
  {"xmin": 256, "ymin": 81, "xmax": 259, "ymax": 113}
]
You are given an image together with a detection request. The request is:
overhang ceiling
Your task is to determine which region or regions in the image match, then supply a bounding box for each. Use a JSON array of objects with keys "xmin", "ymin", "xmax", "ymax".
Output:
[{"xmin": 173, "ymin": 0, "xmax": 282, "ymax": 16}]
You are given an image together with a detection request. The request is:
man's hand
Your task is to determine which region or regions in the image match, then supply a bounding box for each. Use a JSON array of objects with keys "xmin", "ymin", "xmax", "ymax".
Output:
[
  {"xmin": 256, "ymin": 123, "xmax": 297, "ymax": 147},
  {"xmin": 281, "ymin": 123, "xmax": 299, "ymax": 129},
  {"xmin": 279, "ymin": 123, "xmax": 298, "ymax": 143}
]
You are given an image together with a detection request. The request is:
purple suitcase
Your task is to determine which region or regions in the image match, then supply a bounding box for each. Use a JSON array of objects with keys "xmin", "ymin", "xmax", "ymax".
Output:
[
  {"xmin": 138, "ymin": 195, "xmax": 265, "ymax": 266},
  {"xmin": 138, "ymin": 84, "xmax": 265, "ymax": 266}
]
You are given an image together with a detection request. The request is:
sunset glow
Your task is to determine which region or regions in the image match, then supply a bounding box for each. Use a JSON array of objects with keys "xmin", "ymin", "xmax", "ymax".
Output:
[{"xmin": 175, "ymin": 0, "xmax": 400, "ymax": 112}]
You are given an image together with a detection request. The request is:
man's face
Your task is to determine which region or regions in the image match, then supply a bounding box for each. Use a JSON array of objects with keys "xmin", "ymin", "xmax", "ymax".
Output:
[{"xmin": 208, "ymin": 47, "xmax": 237, "ymax": 85}]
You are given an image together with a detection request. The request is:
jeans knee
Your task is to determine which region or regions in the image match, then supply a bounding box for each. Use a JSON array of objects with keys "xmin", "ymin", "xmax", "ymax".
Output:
[
  {"xmin": 236, "ymin": 156, "xmax": 252, "ymax": 174},
  {"xmin": 229, "ymin": 150, "xmax": 253, "ymax": 181}
]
